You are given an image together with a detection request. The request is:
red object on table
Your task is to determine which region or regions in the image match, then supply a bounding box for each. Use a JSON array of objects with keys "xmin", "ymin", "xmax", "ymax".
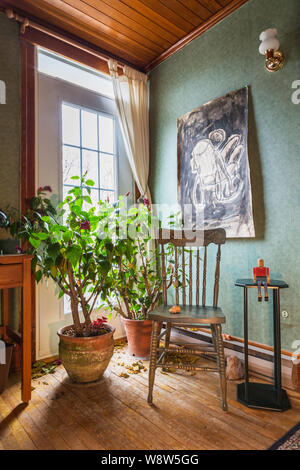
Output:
[{"xmin": 253, "ymin": 266, "xmax": 269, "ymax": 278}]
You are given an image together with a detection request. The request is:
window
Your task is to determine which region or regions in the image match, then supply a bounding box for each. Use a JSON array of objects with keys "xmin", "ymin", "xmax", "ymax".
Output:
[
  {"xmin": 37, "ymin": 47, "xmax": 114, "ymax": 98},
  {"xmin": 62, "ymin": 103, "xmax": 117, "ymax": 204},
  {"xmin": 61, "ymin": 103, "xmax": 117, "ymax": 315},
  {"xmin": 37, "ymin": 46, "xmax": 132, "ymax": 323}
]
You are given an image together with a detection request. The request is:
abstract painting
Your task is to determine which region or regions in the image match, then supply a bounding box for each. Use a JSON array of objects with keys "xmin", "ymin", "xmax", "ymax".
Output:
[{"xmin": 177, "ymin": 87, "xmax": 255, "ymax": 238}]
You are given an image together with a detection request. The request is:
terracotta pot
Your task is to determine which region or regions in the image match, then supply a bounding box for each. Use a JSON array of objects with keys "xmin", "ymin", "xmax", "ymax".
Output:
[
  {"xmin": 57, "ymin": 324, "xmax": 115, "ymax": 383},
  {"xmin": 121, "ymin": 318, "xmax": 161, "ymax": 359}
]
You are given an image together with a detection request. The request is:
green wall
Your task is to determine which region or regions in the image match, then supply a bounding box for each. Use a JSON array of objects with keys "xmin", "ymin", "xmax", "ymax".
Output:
[
  {"xmin": 0, "ymin": 13, "xmax": 21, "ymax": 329},
  {"xmin": 0, "ymin": 12, "xmax": 20, "ymax": 246},
  {"xmin": 149, "ymin": 0, "xmax": 300, "ymax": 350}
]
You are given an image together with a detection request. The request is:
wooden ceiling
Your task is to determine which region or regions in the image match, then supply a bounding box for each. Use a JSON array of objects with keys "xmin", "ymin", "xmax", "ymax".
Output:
[{"xmin": 3, "ymin": 0, "xmax": 248, "ymax": 71}]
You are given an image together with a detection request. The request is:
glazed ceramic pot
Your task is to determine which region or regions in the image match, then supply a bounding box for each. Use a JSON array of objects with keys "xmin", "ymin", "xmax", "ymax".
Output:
[
  {"xmin": 57, "ymin": 324, "xmax": 115, "ymax": 383},
  {"xmin": 121, "ymin": 318, "xmax": 161, "ymax": 359}
]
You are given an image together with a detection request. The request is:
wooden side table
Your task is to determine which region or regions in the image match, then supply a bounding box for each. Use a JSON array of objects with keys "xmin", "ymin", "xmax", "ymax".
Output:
[
  {"xmin": 0, "ymin": 254, "xmax": 33, "ymax": 402},
  {"xmin": 235, "ymin": 279, "xmax": 291, "ymax": 412}
]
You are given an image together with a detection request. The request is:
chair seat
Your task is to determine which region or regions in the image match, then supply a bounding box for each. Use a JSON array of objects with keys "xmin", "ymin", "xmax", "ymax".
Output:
[{"xmin": 149, "ymin": 304, "xmax": 225, "ymax": 324}]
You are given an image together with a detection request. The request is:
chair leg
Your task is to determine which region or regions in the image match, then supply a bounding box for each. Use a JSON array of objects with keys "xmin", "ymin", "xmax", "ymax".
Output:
[
  {"xmin": 162, "ymin": 322, "xmax": 171, "ymax": 371},
  {"xmin": 211, "ymin": 324, "xmax": 217, "ymax": 352},
  {"xmin": 148, "ymin": 320, "xmax": 159, "ymax": 405},
  {"xmin": 213, "ymin": 324, "xmax": 228, "ymax": 412}
]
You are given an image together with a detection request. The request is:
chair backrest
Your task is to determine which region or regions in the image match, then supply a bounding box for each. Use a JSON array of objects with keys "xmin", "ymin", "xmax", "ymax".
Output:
[{"xmin": 157, "ymin": 228, "xmax": 226, "ymax": 308}]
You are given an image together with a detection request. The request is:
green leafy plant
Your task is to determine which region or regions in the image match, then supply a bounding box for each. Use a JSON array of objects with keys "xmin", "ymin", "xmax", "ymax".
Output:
[
  {"xmin": 10, "ymin": 176, "xmax": 118, "ymax": 337},
  {"xmin": 10, "ymin": 175, "xmax": 183, "ymax": 331},
  {"xmin": 105, "ymin": 200, "xmax": 175, "ymax": 320}
]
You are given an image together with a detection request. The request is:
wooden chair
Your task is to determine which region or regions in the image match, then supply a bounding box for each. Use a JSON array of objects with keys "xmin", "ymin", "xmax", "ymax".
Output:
[{"xmin": 147, "ymin": 228, "xmax": 228, "ymax": 411}]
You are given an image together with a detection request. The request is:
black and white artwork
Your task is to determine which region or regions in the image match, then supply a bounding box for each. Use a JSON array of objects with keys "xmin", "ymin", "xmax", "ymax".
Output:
[{"xmin": 177, "ymin": 87, "xmax": 255, "ymax": 238}]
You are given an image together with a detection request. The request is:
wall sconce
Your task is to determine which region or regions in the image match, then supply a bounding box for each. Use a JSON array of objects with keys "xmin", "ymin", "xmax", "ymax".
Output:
[{"xmin": 259, "ymin": 28, "xmax": 285, "ymax": 72}]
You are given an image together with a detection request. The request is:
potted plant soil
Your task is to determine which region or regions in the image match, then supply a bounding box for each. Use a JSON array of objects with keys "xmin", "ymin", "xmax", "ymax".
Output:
[
  {"xmin": 10, "ymin": 176, "xmax": 118, "ymax": 383},
  {"xmin": 105, "ymin": 199, "xmax": 174, "ymax": 359}
]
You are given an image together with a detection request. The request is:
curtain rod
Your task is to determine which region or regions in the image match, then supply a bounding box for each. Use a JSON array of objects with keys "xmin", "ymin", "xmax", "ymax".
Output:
[{"xmin": 5, "ymin": 7, "xmax": 126, "ymax": 72}]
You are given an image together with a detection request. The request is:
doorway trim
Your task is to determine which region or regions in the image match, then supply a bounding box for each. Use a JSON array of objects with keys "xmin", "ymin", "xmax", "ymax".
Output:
[{"xmin": 20, "ymin": 38, "xmax": 36, "ymax": 362}]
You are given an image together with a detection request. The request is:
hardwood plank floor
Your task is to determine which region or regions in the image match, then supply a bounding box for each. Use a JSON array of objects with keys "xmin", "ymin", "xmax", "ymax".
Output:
[{"xmin": 1, "ymin": 342, "xmax": 300, "ymax": 450}]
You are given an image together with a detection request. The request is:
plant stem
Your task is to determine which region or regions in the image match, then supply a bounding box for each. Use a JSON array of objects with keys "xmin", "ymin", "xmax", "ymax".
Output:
[{"xmin": 67, "ymin": 262, "xmax": 82, "ymax": 335}]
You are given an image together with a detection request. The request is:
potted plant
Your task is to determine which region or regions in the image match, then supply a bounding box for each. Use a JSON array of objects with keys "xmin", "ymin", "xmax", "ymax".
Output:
[
  {"xmin": 105, "ymin": 198, "xmax": 174, "ymax": 358},
  {"xmin": 10, "ymin": 176, "xmax": 118, "ymax": 383}
]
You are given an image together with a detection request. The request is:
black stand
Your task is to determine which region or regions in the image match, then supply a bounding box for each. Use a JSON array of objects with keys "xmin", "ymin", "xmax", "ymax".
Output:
[{"xmin": 235, "ymin": 279, "xmax": 291, "ymax": 412}]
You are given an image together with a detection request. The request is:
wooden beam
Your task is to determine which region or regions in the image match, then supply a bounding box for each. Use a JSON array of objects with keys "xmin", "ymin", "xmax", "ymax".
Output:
[
  {"xmin": 22, "ymin": 26, "xmax": 109, "ymax": 75},
  {"xmin": 20, "ymin": 39, "xmax": 35, "ymax": 215},
  {"xmin": 22, "ymin": 256, "xmax": 32, "ymax": 402},
  {"xmin": 20, "ymin": 39, "xmax": 36, "ymax": 364},
  {"xmin": 145, "ymin": 0, "xmax": 249, "ymax": 72},
  {"xmin": 2, "ymin": 289, "xmax": 9, "ymax": 342}
]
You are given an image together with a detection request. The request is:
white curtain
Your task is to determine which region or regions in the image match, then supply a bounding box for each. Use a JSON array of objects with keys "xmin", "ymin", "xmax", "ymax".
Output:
[{"xmin": 108, "ymin": 59, "xmax": 151, "ymax": 201}]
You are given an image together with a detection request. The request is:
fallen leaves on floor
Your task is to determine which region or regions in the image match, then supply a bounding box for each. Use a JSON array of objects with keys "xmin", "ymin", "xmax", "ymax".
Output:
[
  {"xmin": 31, "ymin": 359, "xmax": 61, "ymax": 380},
  {"xmin": 114, "ymin": 339, "xmax": 149, "ymax": 379},
  {"xmin": 119, "ymin": 373, "xmax": 129, "ymax": 379},
  {"xmin": 114, "ymin": 337, "xmax": 200, "ymax": 379},
  {"xmin": 159, "ymin": 342, "xmax": 200, "ymax": 376},
  {"xmin": 125, "ymin": 361, "xmax": 147, "ymax": 374},
  {"xmin": 114, "ymin": 338, "xmax": 127, "ymax": 350},
  {"xmin": 118, "ymin": 360, "xmax": 147, "ymax": 378}
]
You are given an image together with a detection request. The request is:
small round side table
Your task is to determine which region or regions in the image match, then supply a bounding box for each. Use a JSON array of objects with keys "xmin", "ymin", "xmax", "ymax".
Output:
[{"xmin": 235, "ymin": 279, "xmax": 291, "ymax": 412}]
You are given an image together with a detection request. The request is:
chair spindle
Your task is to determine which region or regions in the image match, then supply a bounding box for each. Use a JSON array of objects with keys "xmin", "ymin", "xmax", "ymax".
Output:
[
  {"xmin": 196, "ymin": 248, "xmax": 200, "ymax": 306},
  {"xmin": 189, "ymin": 249, "xmax": 193, "ymax": 306},
  {"xmin": 175, "ymin": 246, "xmax": 179, "ymax": 305},
  {"xmin": 161, "ymin": 244, "xmax": 167, "ymax": 306},
  {"xmin": 202, "ymin": 246, "xmax": 207, "ymax": 307},
  {"xmin": 182, "ymin": 248, "xmax": 186, "ymax": 305},
  {"xmin": 213, "ymin": 245, "xmax": 221, "ymax": 308}
]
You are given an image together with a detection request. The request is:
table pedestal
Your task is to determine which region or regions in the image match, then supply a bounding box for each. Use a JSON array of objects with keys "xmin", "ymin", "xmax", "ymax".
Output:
[
  {"xmin": 237, "ymin": 382, "xmax": 290, "ymax": 411},
  {"xmin": 235, "ymin": 279, "xmax": 291, "ymax": 412}
]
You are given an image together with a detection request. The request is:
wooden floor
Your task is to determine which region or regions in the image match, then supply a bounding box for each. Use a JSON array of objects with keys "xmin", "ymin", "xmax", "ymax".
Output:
[{"xmin": 1, "ymin": 342, "xmax": 300, "ymax": 450}]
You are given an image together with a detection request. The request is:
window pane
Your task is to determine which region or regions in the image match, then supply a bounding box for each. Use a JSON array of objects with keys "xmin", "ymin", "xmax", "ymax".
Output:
[
  {"xmin": 38, "ymin": 48, "xmax": 114, "ymax": 99},
  {"xmin": 64, "ymin": 295, "xmax": 71, "ymax": 314},
  {"xmin": 62, "ymin": 185, "xmax": 72, "ymax": 221},
  {"xmin": 99, "ymin": 115, "xmax": 114, "ymax": 153},
  {"xmin": 82, "ymin": 110, "xmax": 98, "ymax": 150},
  {"xmin": 63, "ymin": 185, "xmax": 72, "ymax": 200},
  {"xmin": 82, "ymin": 149, "xmax": 98, "ymax": 186},
  {"xmin": 62, "ymin": 104, "xmax": 80, "ymax": 146},
  {"xmin": 100, "ymin": 190, "xmax": 115, "ymax": 203},
  {"xmin": 83, "ymin": 188, "xmax": 100, "ymax": 208},
  {"xmin": 100, "ymin": 154, "xmax": 115, "ymax": 190},
  {"xmin": 62, "ymin": 145, "xmax": 80, "ymax": 185}
]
